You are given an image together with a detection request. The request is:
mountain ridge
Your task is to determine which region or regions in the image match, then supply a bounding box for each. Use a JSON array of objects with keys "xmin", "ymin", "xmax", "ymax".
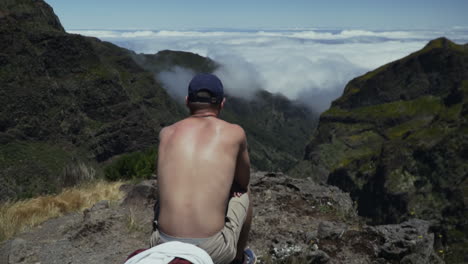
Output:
[
  {"xmin": 292, "ymin": 37, "xmax": 468, "ymax": 262},
  {"xmin": 333, "ymin": 37, "xmax": 468, "ymax": 109}
]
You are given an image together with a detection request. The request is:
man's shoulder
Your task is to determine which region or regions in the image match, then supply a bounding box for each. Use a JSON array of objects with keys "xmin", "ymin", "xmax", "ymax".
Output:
[
  {"xmin": 162, "ymin": 118, "xmax": 188, "ymax": 130},
  {"xmin": 159, "ymin": 123, "xmax": 177, "ymax": 139},
  {"xmin": 230, "ymin": 123, "xmax": 246, "ymax": 135},
  {"xmin": 220, "ymin": 121, "xmax": 246, "ymax": 140},
  {"xmin": 216, "ymin": 118, "xmax": 243, "ymax": 131}
]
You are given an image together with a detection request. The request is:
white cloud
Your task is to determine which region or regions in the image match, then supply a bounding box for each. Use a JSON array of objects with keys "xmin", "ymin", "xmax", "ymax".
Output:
[
  {"xmin": 71, "ymin": 28, "xmax": 468, "ymax": 112},
  {"xmin": 69, "ymin": 30, "xmax": 121, "ymax": 38},
  {"xmin": 257, "ymin": 30, "xmax": 428, "ymax": 40},
  {"xmin": 121, "ymin": 31, "xmax": 156, "ymax": 38},
  {"xmin": 156, "ymin": 66, "xmax": 195, "ymax": 102},
  {"xmin": 212, "ymin": 53, "xmax": 264, "ymax": 99}
]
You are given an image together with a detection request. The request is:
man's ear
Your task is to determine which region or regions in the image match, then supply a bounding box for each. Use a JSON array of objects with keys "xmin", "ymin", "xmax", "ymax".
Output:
[
  {"xmin": 220, "ymin": 97, "xmax": 226, "ymax": 109},
  {"xmin": 185, "ymin": 96, "xmax": 189, "ymax": 107}
]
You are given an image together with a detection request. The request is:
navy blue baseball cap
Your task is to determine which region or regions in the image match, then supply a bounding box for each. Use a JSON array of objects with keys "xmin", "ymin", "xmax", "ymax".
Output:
[{"xmin": 188, "ymin": 73, "xmax": 224, "ymax": 104}]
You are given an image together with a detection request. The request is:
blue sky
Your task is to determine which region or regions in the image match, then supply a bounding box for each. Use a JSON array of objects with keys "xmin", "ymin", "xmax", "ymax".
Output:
[{"xmin": 47, "ymin": 0, "xmax": 468, "ymax": 30}]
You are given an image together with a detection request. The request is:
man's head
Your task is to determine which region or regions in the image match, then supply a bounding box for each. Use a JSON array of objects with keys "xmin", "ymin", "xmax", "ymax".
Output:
[{"xmin": 186, "ymin": 73, "xmax": 225, "ymax": 114}]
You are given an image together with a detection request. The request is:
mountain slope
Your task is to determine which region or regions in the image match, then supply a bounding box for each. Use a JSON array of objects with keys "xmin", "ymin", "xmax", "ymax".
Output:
[
  {"xmin": 292, "ymin": 38, "xmax": 468, "ymax": 261},
  {"xmin": 0, "ymin": 0, "xmax": 184, "ymax": 200}
]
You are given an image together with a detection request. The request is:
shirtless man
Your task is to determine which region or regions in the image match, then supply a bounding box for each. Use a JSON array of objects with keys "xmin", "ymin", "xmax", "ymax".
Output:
[{"xmin": 150, "ymin": 73, "xmax": 253, "ymax": 264}]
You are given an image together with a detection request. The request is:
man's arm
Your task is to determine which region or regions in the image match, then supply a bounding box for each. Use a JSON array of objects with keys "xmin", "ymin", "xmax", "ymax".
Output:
[
  {"xmin": 153, "ymin": 127, "xmax": 166, "ymax": 231},
  {"xmin": 231, "ymin": 127, "xmax": 253, "ymax": 261},
  {"xmin": 232, "ymin": 126, "xmax": 250, "ymax": 194}
]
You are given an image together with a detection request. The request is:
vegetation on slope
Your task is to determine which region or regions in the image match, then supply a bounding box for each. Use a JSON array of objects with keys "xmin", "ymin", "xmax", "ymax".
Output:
[
  {"xmin": 104, "ymin": 147, "xmax": 157, "ymax": 181},
  {"xmin": 293, "ymin": 37, "xmax": 468, "ymax": 262}
]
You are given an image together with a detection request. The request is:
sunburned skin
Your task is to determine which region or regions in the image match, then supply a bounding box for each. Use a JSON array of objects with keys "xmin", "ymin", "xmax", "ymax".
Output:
[{"xmin": 157, "ymin": 115, "xmax": 250, "ymax": 238}]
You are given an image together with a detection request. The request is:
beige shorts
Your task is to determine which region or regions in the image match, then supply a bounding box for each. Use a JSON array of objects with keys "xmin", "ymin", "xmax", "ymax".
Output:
[{"xmin": 150, "ymin": 193, "xmax": 250, "ymax": 264}]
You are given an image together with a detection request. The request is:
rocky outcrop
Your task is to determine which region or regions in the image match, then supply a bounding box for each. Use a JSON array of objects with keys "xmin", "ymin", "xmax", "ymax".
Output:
[
  {"xmin": 368, "ymin": 219, "xmax": 443, "ymax": 263},
  {"xmin": 0, "ymin": 172, "xmax": 445, "ymax": 263},
  {"xmin": 292, "ymin": 38, "xmax": 468, "ymax": 262}
]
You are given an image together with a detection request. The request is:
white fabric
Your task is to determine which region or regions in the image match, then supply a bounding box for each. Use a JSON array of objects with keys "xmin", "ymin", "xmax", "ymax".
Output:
[{"xmin": 124, "ymin": 241, "xmax": 214, "ymax": 264}]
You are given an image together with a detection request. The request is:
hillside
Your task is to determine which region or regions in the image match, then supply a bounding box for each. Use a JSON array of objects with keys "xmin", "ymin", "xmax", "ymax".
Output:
[
  {"xmin": 0, "ymin": 0, "xmax": 184, "ymax": 200},
  {"xmin": 292, "ymin": 38, "xmax": 468, "ymax": 262},
  {"xmin": 135, "ymin": 50, "xmax": 318, "ymax": 171}
]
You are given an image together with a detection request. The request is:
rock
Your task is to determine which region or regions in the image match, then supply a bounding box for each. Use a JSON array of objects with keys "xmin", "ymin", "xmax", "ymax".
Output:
[
  {"xmin": 317, "ymin": 221, "xmax": 347, "ymax": 240},
  {"xmin": 305, "ymin": 231, "xmax": 318, "ymax": 244},
  {"xmin": 271, "ymin": 244, "xmax": 306, "ymax": 260},
  {"xmin": 369, "ymin": 219, "xmax": 443, "ymax": 264},
  {"xmin": 4, "ymin": 238, "xmax": 39, "ymax": 264},
  {"xmin": 121, "ymin": 180, "xmax": 158, "ymax": 208},
  {"xmin": 306, "ymin": 250, "xmax": 330, "ymax": 264},
  {"xmin": 311, "ymin": 244, "xmax": 319, "ymax": 251},
  {"xmin": 91, "ymin": 200, "xmax": 110, "ymax": 211}
]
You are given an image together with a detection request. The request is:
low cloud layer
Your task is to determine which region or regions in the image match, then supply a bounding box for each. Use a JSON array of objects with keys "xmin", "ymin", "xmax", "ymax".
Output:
[
  {"xmin": 156, "ymin": 66, "xmax": 195, "ymax": 101},
  {"xmin": 71, "ymin": 28, "xmax": 468, "ymax": 112}
]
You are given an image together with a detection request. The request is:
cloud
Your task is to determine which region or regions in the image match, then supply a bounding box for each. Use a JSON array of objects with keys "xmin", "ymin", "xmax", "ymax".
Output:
[
  {"xmin": 256, "ymin": 30, "xmax": 432, "ymax": 40},
  {"xmin": 156, "ymin": 54, "xmax": 263, "ymax": 104},
  {"xmin": 156, "ymin": 66, "xmax": 195, "ymax": 102},
  {"xmin": 212, "ymin": 53, "xmax": 264, "ymax": 99},
  {"xmin": 72, "ymin": 28, "xmax": 468, "ymax": 112}
]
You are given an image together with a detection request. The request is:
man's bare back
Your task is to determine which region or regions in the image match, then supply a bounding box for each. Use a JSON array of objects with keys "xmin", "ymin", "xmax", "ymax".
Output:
[
  {"xmin": 157, "ymin": 115, "xmax": 249, "ymax": 238},
  {"xmin": 151, "ymin": 73, "xmax": 253, "ymax": 264}
]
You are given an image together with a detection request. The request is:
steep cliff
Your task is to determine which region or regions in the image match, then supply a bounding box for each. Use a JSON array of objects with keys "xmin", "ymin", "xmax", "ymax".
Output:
[{"xmin": 293, "ymin": 38, "xmax": 468, "ymax": 262}]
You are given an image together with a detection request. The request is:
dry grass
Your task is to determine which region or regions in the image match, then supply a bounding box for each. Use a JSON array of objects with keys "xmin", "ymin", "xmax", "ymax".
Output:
[
  {"xmin": 126, "ymin": 208, "xmax": 143, "ymax": 232},
  {"xmin": 0, "ymin": 180, "xmax": 124, "ymax": 242}
]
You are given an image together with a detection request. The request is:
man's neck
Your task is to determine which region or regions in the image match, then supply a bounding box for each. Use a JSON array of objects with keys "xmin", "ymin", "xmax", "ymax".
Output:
[{"xmin": 190, "ymin": 110, "xmax": 219, "ymax": 118}]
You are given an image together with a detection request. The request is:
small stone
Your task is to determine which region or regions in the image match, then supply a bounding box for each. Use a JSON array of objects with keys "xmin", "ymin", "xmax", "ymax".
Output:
[
  {"xmin": 306, "ymin": 250, "xmax": 330, "ymax": 264},
  {"xmin": 305, "ymin": 231, "xmax": 317, "ymax": 244},
  {"xmin": 317, "ymin": 221, "xmax": 347, "ymax": 239}
]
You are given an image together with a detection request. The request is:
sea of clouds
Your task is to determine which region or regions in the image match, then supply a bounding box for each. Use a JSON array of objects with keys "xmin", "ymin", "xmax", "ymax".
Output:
[{"xmin": 70, "ymin": 28, "xmax": 468, "ymax": 112}]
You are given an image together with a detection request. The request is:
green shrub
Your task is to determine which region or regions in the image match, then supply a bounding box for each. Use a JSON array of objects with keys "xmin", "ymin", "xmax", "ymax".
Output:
[{"xmin": 104, "ymin": 148, "xmax": 157, "ymax": 181}]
